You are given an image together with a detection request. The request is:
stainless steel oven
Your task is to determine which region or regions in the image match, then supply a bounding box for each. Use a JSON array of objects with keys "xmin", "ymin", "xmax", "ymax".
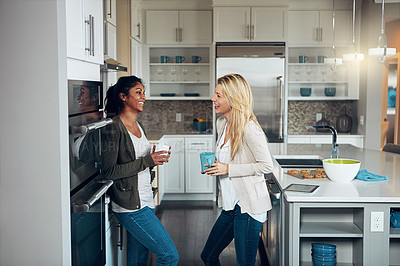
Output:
[{"xmin": 68, "ymin": 80, "xmax": 113, "ymax": 266}]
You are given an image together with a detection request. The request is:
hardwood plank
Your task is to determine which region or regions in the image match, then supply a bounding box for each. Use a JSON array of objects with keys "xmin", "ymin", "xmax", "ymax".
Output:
[{"xmin": 150, "ymin": 201, "xmax": 267, "ymax": 266}]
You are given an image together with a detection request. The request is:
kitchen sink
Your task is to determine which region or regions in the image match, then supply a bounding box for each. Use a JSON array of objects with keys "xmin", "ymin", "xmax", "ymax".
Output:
[{"xmin": 273, "ymin": 155, "xmax": 323, "ymax": 168}]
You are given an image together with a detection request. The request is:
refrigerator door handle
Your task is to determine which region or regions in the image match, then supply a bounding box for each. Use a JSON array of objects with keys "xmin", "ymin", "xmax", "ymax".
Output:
[{"xmin": 277, "ymin": 76, "xmax": 284, "ymax": 140}]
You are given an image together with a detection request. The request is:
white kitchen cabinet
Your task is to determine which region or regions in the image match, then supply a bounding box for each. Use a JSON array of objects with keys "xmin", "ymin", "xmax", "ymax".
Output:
[
  {"xmin": 288, "ymin": 10, "xmax": 352, "ymax": 46},
  {"xmin": 66, "ymin": 0, "xmax": 104, "ymax": 65},
  {"xmin": 158, "ymin": 136, "xmax": 215, "ymax": 201},
  {"xmin": 104, "ymin": 21, "xmax": 117, "ymax": 61},
  {"xmin": 213, "ymin": 7, "xmax": 286, "ymax": 42},
  {"xmin": 130, "ymin": 0, "xmax": 142, "ymax": 43},
  {"xmin": 145, "ymin": 46, "xmax": 213, "ymax": 100},
  {"xmin": 287, "ymin": 47, "xmax": 360, "ymax": 101},
  {"xmin": 145, "ymin": 11, "xmax": 212, "ymax": 45},
  {"xmin": 185, "ymin": 138, "xmax": 214, "ymax": 193},
  {"xmin": 104, "ymin": 0, "xmax": 116, "ymax": 26},
  {"xmin": 159, "ymin": 138, "xmax": 185, "ymax": 194},
  {"xmin": 131, "ymin": 38, "xmax": 142, "ymax": 78}
]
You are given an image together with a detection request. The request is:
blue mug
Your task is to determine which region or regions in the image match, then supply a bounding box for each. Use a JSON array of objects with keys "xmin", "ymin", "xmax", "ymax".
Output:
[
  {"xmin": 318, "ymin": 55, "xmax": 326, "ymax": 63},
  {"xmin": 160, "ymin": 56, "xmax": 170, "ymax": 63},
  {"xmin": 299, "ymin": 55, "xmax": 309, "ymax": 63},
  {"xmin": 192, "ymin": 56, "xmax": 202, "ymax": 63},
  {"xmin": 176, "ymin": 56, "xmax": 185, "ymax": 63},
  {"xmin": 200, "ymin": 152, "xmax": 215, "ymax": 172}
]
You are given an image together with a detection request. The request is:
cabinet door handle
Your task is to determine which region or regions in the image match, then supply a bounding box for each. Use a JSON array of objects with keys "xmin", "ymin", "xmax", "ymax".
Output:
[
  {"xmin": 314, "ymin": 27, "xmax": 319, "ymax": 42},
  {"xmin": 176, "ymin": 28, "xmax": 179, "ymax": 42},
  {"xmin": 108, "ymin": 0, "xmax": 112, "ymax": 18},
  {"xmin": 137, "ymin": 23, "xmax": 140, "ymax": 38},
  {"xmin": 250, "ymin": 25, "xmax": 255, "ymax": 41},
  {"xmin": 246, "ymin": 24, "xmax": 250, "ymax": 39},
  {"xmin": 179, "ymin": 28, "xmax": 183, "ymax": 42},
  {"xmin": 91, "ymin": 15, "xmax": 94, "ymax": 56},
  {"xmin": 85, "ymin": 16, "xmax": 91, "ymax": 54},
  {"xmin": 117, "ymin": 223, "xmax": 123, "ymax": 250},
  {"xmin": 277, "ymin": 76, "xmax": 284, "ymax": 140},
  {"xmin": 319, "ymin": 28, "xmax": 323, "ymax": 42}
]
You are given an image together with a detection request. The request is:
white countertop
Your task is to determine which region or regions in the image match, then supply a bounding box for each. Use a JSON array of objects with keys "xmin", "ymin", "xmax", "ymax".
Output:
[{"xmin": 272, "ymin": 144, "xmax": 400, "ymax": 203}]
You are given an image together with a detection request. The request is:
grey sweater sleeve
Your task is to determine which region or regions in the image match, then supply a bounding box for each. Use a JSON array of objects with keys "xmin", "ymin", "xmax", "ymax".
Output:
[{"xmin": 101, "ymin": 123, "xmax": 155, "ymax": 181}]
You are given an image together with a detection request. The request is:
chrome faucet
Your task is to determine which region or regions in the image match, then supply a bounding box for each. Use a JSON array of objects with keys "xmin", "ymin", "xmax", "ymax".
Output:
[{"xmin": 305, "ymin": 125, "xmax": 339, "ymax": 158}]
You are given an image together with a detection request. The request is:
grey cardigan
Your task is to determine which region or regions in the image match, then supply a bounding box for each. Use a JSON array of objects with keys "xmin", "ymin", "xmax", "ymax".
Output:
[
  {"xmin": 216, "ymin": 116, "xmax": 273, "ymax": 214},
  {"xmin": 101, "ymin": 116, "xmax": 155, "ymax": 210}
]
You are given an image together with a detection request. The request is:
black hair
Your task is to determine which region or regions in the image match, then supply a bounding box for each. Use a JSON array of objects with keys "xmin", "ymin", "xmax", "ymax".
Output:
[{"xmin": 104, "ymin": 75, "xmax": 143, "ymax": 118}]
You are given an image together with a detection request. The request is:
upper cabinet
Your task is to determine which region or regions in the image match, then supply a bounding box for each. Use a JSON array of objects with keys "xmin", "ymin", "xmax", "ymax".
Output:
[
  {"xmin": 66, "ymin": 0, "xmax": 104, "ymax": 65},
  {"xmin": 288, "ymin": 10, "xmax": 352, "ymax": 47},
  {"xmin": 213, "ymin": 7, "xmax": 287, "ymax": 42},
  {"xmin": 145, "ymin": 11, "xmax": 212, "ymax": 45},
  {"xmin": 104, "ymin": 0, "xmax": 116, "ymax": 26},
  {"xmin": 131, "ymin": 0, "xmax": 142, "ymax": 43}
]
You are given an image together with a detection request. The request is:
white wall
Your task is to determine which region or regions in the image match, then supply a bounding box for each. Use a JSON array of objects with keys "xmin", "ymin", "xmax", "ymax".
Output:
[{"xmin": 0, "ymin": 0, "xmax": 70, "ymax": 265}]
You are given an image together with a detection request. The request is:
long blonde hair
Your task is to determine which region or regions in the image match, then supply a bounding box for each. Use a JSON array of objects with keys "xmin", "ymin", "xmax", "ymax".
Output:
[{"xmin": 217, "ymin": 74, "xmax": 262, "ymax": 158}]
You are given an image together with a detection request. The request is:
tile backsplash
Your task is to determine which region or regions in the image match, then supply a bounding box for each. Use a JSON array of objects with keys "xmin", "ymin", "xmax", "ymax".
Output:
[
  {"xmin": 137, "ymin": 100, "xmax": 355, "ymax": 139},
  {"xmin": 138, "ymin": 100, "xmax": 213, "ymax": 138},
  {"xmin": 288, "ymin": 101, "xmax": 355, "ymax": 134}
]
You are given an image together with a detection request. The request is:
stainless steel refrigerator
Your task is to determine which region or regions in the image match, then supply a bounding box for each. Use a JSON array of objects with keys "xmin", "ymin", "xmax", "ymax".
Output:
[{"xmin": 216, "ymin": 42, "xmax": 286, "ymax": 143}]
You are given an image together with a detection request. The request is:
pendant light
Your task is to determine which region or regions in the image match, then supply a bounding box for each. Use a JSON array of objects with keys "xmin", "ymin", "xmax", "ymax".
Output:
[
  {"xmin": 343, "ymin": 0, "xmax": 364, "ymax": 63},
  {"xmin": 368, "ymin": 0, "xmax": 396, "ymax": 63},
  {"xmin": 325, "ymin": 0, "xmax": 343, "ymax": 71}
]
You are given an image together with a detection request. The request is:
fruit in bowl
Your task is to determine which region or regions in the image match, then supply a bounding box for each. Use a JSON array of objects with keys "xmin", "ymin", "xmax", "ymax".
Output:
[{"xmin": 323, "ymin": 159, "xmax": 361, "ymax": 183}]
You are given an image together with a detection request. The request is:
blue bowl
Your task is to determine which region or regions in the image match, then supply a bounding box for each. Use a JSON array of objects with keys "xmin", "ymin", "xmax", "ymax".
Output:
[
  {"xmin": 324, "ymin": 87, "xmax": 336, "ymax": 96},
  {"xmin": 300, "ymin": 87, "xmax": 312, "ymax": 96},
  {"xmin": 312, "ymin": 259, "xmax": 336, "ymax": 266},
  {"xmin": 312, "ymin": 247, "xmax": 336, "ymax": 255},
  {"xmin": 391, "ymin": 212, "xmax": 400, "ymax": 228},
  {"xmin": 312, "ymin": 253, "xmax": 336, "ymax": 261},
  {"xmin": 312, "ymin": 243, "xmax": 337, "ymax": 250}
]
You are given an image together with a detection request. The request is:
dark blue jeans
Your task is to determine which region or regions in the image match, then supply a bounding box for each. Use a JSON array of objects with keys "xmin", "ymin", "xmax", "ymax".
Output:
[
  {"xmin": 201, "ymin": 204, "xmax": 263, "ymax": 266},
  {"xmin": 113, "ymin": 207, "xmax": 179, "ymax": 266}
]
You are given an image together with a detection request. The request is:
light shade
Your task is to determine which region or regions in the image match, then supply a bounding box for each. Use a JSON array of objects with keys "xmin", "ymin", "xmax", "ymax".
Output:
[
  {"xmin": 343, "ymin": 53, "xmax": 365, "ymax": 62},
  {"xmin": 368, "ymin": 47, "xmax": 397, "ymax": 57}
]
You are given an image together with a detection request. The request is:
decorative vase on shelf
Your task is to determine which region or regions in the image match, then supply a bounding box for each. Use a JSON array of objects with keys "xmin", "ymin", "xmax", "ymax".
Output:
[
  {"xmin": 336, "ymin": 107, "xmax": 352, "ymax": 133},
  {"xmin": 316, "ymin": 112, "xmax": 330, "ymax": 132}
]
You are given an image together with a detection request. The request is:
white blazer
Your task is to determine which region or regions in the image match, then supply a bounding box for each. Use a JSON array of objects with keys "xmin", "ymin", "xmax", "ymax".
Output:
[{"xmin": 216, "ymin": 116, "xmax": 273, "ymax": 214}]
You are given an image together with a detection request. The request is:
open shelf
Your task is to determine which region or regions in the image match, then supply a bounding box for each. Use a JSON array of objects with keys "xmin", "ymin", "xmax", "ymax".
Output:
[{"xmin": 300, "ymin": 222, "xmax": 363, "ymax": 237}]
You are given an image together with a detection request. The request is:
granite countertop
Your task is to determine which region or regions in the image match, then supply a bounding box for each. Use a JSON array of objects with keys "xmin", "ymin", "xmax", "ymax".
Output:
[{"xmin": 271, "ymin": 144, "xmax": 400, "ymax": 203}]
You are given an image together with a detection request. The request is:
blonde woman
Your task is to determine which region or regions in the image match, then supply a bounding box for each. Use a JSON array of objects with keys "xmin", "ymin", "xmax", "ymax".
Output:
[{"xmin": 201, "ymin": 74, "xmax": 273, "ymax": 266}]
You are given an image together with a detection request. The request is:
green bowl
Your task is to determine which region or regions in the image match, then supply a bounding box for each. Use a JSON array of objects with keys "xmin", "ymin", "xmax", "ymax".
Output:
[{"xmin": 323, "ymin": 159, "xmax": 360, "ymax": 182}]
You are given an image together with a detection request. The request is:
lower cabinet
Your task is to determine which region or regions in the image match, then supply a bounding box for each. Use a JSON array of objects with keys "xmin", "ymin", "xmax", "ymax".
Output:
[
  {"xmin": 106, "ymin": 196, "xmax": 127, "ymax": 266},
  {"xmin": 158, "ymin": 135, "xmax": 215, "ymax": 201}
]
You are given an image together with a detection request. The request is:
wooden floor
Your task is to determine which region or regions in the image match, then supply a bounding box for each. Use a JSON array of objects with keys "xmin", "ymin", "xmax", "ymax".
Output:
[{"xmin": 150, "ymin": 200, "xmax": 269, "ymax": 266}]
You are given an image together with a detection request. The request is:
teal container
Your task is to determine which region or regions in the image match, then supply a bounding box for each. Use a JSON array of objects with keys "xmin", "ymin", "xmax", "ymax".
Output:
[
  {"xmin": 300, "ymin": 87, "xmax": 312, "ymax": 96},
  {"xmin": 200, "ymin": 152, "xmax": 215, "ymax": 172},
  {"xmin": 324, "ymin": 87, "xmax": 336, "ymax": 97}
]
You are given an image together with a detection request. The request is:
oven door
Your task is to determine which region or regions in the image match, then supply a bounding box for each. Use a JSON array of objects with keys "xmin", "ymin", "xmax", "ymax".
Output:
[
  {"xmin": 71, "ymin": 179, "xmax": 113, "ymax": 266},
  {"xmin": 69, "ymin": 112, "xmax": 112, "ymax": 194}
]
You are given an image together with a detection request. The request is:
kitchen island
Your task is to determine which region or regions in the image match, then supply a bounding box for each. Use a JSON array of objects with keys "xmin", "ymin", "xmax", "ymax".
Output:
[{"xmin": 265, "ymin": 144, "xmax": 400, "ymax": 266}]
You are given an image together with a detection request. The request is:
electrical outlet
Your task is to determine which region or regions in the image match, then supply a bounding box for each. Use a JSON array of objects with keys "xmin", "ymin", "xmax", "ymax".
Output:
[
  {"xmin": 316, "ymin": 113, "xmax": 322, "ymax": 121},
  {"xmin": 360, "ymin": 115, "xmax": 364, "ymax": 126},
  {"xmin": 176, "ymin": 113, "xmax": 182, "ymax": 122},
  {"xmin": 371, "ymin": 212, "xmax": 384, "ymax": 232}
]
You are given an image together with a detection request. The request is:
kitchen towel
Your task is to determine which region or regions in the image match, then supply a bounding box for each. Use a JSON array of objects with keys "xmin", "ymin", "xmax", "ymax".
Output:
[{"xmin": 355, "ymin": 169, "xmax": 388, "ymax": 181}]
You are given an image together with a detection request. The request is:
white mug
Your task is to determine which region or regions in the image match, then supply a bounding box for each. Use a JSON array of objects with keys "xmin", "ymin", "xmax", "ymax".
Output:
[{"xmin": 155, "ymin": 144, "xmax": 170, "ymax": 155}]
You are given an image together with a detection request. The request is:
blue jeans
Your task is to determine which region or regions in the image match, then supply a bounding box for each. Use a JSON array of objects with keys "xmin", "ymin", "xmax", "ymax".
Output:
[
  {"xmin": 201, "ymin": 204, "xmax": 263, "ymax": 266},
  {"xmin": 113, "ymin": 207, "xmax": 179, "ymax": 266}
]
